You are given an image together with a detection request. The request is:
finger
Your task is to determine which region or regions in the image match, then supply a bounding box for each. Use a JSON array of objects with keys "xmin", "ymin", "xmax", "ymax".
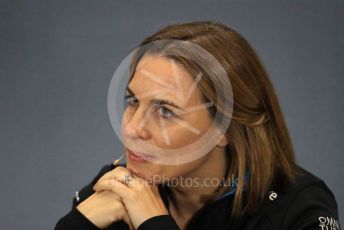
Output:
[
  {"xmin": 148, "ymin": 184, "xmax": 161, "ymax": 197},
  {"xmin": 122, "ymin": 210, "xmax": 134, "ymax": 230},
  {"xmin": 94, "ymin": 178, "xmax": 133, "ymax": 199},
  {"xmin": 95, "ymin": 166, "xmax": 130, "ymax": 186},
  {"xmin": 97, "ymin": 189, "xmax": 122, "ymax": 200},
  {"xmin": 95, "ymin": 168, "xmax": 142, "ymax": 191}
]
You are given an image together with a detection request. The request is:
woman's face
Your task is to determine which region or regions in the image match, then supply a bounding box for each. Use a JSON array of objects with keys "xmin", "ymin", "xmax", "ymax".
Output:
[{"xmin": 121, "ymin": 54, "xmax": 216, "ymax": 182}]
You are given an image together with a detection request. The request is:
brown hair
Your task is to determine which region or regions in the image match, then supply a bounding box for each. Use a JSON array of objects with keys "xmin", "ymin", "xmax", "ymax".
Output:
[{"xmin": 129, "ymin": 21, "xmax": 297, "ymax": 217}]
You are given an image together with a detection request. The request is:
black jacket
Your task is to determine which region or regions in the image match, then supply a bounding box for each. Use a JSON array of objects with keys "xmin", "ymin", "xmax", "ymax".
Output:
[{"xmin": 55, "ymin": 163, "xmax": 341, "ymax": 230}]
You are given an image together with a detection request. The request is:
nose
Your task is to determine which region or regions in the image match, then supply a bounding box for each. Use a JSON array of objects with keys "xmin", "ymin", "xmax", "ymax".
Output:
[{"xmin": 123, "ymin": 107, "xmax": 151, "ymax": 140}]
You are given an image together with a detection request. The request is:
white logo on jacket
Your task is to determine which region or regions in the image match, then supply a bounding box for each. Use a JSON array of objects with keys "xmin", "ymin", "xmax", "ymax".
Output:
[{"xmin": 318, "ymin": 216, "xmax": 340, "ymax": 230}]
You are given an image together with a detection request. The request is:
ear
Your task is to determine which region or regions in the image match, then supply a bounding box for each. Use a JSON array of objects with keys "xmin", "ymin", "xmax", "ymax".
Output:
[{"xmin": 217, "ymin": 134, "xmax": 229, "ymax": 147}]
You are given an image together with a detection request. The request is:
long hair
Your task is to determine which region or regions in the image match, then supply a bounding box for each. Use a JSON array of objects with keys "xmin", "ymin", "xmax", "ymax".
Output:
[{"xmin": 128, "ymin": 21, "xmax": 297, "ymax": 217}]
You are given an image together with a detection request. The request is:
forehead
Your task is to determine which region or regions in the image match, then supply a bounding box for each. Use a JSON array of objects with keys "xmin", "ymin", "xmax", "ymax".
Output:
[
  {"xmin": 129, "ymin": 55, "xmax": 204, "ymax": 105},
  {"xmin": 135, "ymin": 55, "xmax": 192, "ymax": 87}
]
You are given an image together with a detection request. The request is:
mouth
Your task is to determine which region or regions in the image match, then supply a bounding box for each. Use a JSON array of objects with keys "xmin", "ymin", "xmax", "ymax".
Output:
[{"xmin": 126, "ymin": 148, "xmax": 154, "ymax": 163}]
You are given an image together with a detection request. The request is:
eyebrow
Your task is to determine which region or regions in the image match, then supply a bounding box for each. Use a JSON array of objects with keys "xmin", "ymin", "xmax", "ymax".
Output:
[{"xmin": 126, "ymin": 87, "xmax": 185, "ymax": 111}]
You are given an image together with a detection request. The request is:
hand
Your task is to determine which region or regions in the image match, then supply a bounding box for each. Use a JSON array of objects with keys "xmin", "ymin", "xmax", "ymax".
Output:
[
  {"xmin": 93, "ymin": 166, "xmax": 169, "ymax": 229},
  {"xmin": 76, "ymin": 190, "xmax": 134, "ymax": 230}
]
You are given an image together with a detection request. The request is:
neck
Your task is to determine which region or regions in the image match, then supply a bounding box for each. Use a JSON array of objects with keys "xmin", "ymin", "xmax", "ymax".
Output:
[{"xmin": 168, "ymin": 146, "xmax": 229, "ymax": 218}]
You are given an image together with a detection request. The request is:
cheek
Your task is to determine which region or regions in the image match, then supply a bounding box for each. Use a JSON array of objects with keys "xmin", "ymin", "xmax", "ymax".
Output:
[
  {"xmin": 155, "ymin": 116, "xmax": 211, "ymax": 148},
  {"xmin": 121, "ymin": 109, "xmax": 142, "ymax": 137},
  {"xmin": 121, "ymin": 111, "xmax": 130, "ymax": 130},
  {"xmin": 168, "ymin": 128, "xmax": 198, "ymax": 147}
]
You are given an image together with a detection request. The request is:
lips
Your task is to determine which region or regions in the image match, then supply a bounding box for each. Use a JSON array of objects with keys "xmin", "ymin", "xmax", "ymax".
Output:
[{"xmin": 126, "ymin": 148, "xmax": 154, "ymax": 163}]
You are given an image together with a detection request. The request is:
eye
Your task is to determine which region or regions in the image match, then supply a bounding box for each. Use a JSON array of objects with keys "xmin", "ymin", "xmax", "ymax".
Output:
[
  {"xmin": 156, "ymin": 105, "xmax": 176, "ymax": 120},
  {"xmin": 125, "ymin": 95, "xmax": 138, "ymax": 107}
]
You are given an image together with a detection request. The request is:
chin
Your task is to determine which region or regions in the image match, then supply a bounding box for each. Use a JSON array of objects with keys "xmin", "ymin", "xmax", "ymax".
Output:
[
  {"xmin": 126, "ymin": 161, "xmax": 151, "ymax": 177},
  {"xmin": 126, "ymin": 161, "xmax": 165, "ymax": 184}
]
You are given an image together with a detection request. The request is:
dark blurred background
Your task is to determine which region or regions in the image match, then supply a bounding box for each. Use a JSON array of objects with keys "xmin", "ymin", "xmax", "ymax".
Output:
[{"xmin": 0, "ymin": 0, "xmax": 343, "ymax": 228}]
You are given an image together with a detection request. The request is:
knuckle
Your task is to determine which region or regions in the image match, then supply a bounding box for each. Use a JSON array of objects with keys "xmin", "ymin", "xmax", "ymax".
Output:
[
  {"xmin": 100, "ymin": 172, "xmax": 112, "ymax": 181},
  {"xmin": 112, "ymin": 201, "xmax": 122, "ymax": 210},
  {"xmin": 113, "ymin": 166, "xmax": 122, "ymax": 173},
  {"xmin": 112, "ymin": 203, "xmax": 125, "ymax": 216},
  {"xmin": 114, "ymin": 166, "xmax": 128, "ymax": 175}
]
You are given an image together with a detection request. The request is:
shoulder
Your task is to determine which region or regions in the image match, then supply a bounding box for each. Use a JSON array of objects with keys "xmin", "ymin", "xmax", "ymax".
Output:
[
  {"xmin": 72, "ymin": 163, "xmax": 123, "ymax": 207},
  {"xmin": 260, "ymin": 165, "xmax": 341, "ymax": 230}
]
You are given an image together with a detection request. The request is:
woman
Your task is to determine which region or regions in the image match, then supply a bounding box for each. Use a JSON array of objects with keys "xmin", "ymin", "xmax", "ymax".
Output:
[{"xmin": 55, "ymin": 21, "xmax": 340, "ymax": 230}]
